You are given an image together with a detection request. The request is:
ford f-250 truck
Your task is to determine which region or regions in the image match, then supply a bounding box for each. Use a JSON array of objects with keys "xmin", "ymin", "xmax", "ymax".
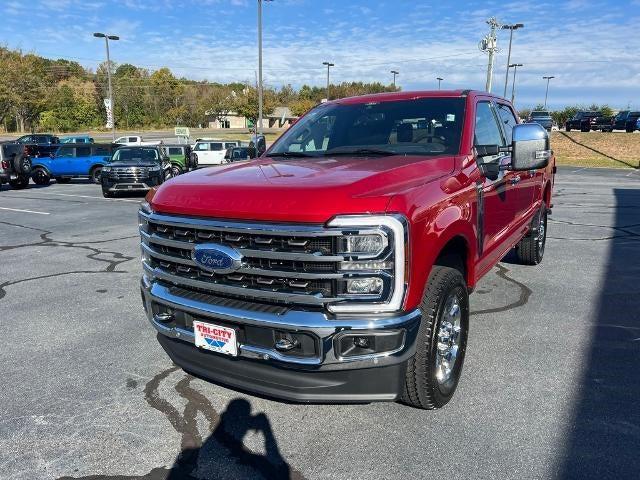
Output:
[{"xmin": 139, "ymin": 90, "xmax": 555, "ymax": 409}]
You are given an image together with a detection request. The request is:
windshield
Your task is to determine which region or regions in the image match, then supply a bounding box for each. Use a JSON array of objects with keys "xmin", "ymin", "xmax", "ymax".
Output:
[
  {"xmin": 269, "ymin": 97, "xmax": 465, "ymax": 157},
  {"xmin": 110, "ymin": 148, "xmax": 160, "ymax": 164},
  {"xmin": 531, "ymin": 111, "xmax": 550, "ymax": 117}
]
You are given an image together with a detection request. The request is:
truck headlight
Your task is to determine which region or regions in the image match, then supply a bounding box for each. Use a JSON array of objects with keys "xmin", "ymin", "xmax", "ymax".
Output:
[
  {"xmin": 148, "ymin": 165, "xmax": 161, "ymax": 173},
  {"xmin": 327, "ymin": 215, "xmax": 408, "ymax": 314},
  {"xmin": 102, "ymin": 166, "xmax": 112, "ymax": 172}
]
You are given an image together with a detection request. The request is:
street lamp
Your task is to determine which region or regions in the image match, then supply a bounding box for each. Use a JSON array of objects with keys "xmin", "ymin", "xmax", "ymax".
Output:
[
  {"xmin": 543, "ymin": 75, "xmax": 555, "ymax": 109},
  {"xmin": 323, "ymin": 61, "xmax": 334, "ymax": 100},
  {"xmin": 93, "ymin": 32, "xmax": 119, "ymax": 141},
  {"xmin": 501, "ymin": 23, "xmax": 524, "ymax": 98},
  {"xmin": 436, "ymin": 77, "xmax": 444, "ymax": 90},
  {"xmin": 257, "ymin": 0, "xmax": 273, "ymax": 135},
  {"xmin": 390, "ymin": 70, "xmax": 399, "ymax": 88},
  {"xmin": 509, "ymin": 63, "xmax": 523, "ymax": 105}
]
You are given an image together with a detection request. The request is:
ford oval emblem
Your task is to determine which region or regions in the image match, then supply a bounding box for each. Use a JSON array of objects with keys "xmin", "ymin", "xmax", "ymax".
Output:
[{"xmin": 192, "ymin": 243, "xmax": 243, "ymax": 274}]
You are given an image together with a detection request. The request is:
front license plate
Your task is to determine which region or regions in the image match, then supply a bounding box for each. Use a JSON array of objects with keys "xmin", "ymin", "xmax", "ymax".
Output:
[{"xmin": 193, "ymin": 320, "xmax": 238, "ymax": 356}]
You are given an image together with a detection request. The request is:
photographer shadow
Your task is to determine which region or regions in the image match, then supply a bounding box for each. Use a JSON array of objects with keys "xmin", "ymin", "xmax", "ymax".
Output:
[{"xmin": 167, "ymin": 398, "xmax": 296, "ymax": 480}]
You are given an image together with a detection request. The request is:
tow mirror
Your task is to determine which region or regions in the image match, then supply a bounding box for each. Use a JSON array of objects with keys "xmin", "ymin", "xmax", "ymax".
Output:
[{"xmin": 511, "ymin": 123, "xmax": 551, "ymax": 171}]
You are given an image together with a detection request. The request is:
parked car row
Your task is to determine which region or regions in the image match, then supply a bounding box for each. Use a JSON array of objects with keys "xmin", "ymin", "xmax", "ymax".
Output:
[
  {"xmin": 0, "ymin": 134, "xmax": 267, "ymax": 194},
  {"xmin": 563, "ymin": 110, "xmax": 640, "ymax": 133}
]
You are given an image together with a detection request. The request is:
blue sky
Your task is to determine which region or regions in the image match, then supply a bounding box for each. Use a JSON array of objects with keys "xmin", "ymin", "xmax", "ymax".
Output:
[{"xmin": 2, "ymin": 0, "xmax": 640, "ymax": 109}]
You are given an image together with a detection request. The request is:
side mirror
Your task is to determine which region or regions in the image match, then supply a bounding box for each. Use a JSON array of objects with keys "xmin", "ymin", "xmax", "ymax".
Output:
[{"xmin": 511, "ymin": 123, "xmax": 551, "ymax": 171}]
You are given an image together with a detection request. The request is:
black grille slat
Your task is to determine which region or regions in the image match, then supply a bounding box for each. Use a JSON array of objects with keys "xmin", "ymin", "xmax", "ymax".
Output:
[
  {"xmin": 150, "ymin": 257, "xmax": 334, "ymax": 297},
  {"xmin": 149, "ymin": 222, "xmax": 335, "ymax": 255}
]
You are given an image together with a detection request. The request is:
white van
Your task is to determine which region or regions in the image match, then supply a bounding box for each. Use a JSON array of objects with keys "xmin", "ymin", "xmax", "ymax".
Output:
[{"xmin": 192, "ymin": 139, "xmax": 240, "ymax": 166}]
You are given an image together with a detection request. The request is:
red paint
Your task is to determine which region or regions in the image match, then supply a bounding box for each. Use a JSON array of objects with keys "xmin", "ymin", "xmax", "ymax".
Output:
[{"xmin": 149, "ymin": 90, "xmax": 555, "ymax": 312}]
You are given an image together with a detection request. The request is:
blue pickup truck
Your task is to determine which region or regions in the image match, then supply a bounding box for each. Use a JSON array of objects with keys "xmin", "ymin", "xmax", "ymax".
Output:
[{"xmin": 31, "ymin": 143, "xmax": 117, "ymax": 185}]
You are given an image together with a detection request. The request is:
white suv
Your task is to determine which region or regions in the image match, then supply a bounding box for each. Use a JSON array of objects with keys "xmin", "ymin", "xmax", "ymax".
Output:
[{"xmin": 192, "ymin": 139, "xmax": 240, "ymax": 166}]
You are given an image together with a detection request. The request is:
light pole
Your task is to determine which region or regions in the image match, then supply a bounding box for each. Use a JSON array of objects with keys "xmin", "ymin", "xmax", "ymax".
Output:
[
  {"xmin": 257, "ymin": 0, "xmax": 272, "ymax": 135},
  {"xmin": 93, "ymin": 32, "xmax": 119, "ymax": 141},
  {"xmin": 509, "ymin": 63, "xmax": 523, "ymax": 105},
  {"xmin": 390, "ymin": 70, "xmax": 399, "ymax": 88},
  {"xmin": 436, "ymin": 77, "xmax": 444, "ymax": 90},
  {"xmin": 501, "ymin": 23, "xmax": 524, "ymax": 98},
  {"xmin": 543, "ymin": 75, "xmax": 555, "ymax": 109},
  {"xmin": 323, "ymin": 61, "xmax": 334, "ymax": 100}
]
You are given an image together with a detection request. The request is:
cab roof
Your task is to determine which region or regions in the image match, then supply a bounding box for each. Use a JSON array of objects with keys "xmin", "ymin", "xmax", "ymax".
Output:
[{"xmin": 331, "ymin": 90, "xmax": 507, "ymax": 105}]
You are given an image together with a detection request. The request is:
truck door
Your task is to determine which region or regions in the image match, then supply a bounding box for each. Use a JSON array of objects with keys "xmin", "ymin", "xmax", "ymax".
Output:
[
  {"xmin": 495, "ymin": 102, "xmax": 536, "ymax": 218},
  {"xmin": 72, "ymin": 145, "xmax": 92, "ymax": 174},
  {"xmin": 474, "ymin": 101, "xmax": 519, "ymax": 269}
]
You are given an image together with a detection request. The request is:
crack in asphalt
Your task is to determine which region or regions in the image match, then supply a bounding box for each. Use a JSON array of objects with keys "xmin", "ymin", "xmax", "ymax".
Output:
[
  {"xmin": 58, "ymin": 367, "xmax": 306, "ymax": 480},
  {"xmin": 471, "ymin": 264, "xmax": 532, "ymax": 316},
  {"xmin": 0, "ymin": 220, "xmax": 137, "ymax": 300},
  {"xmin": 548, "ymin": 218, "xmax": 640, "ymax": 241}
]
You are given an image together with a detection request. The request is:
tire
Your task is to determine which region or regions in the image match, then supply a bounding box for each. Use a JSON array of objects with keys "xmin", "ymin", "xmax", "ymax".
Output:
[
  {"xmin": 12, "ymin": 154, "xmax": 31, "ymax": 175},
  {"xmin": 171, "ymin": 164, "xmax": 182, "ymax": 177},
  {"xmin": 102, "ymin": 189, "xmax": 114, "ymax": 198},
  {"xmin": 9, "ymin": 175, "xmax": 29, "ymax": 189},
  {"xmin": 90, "ymin": 166, "xmax": 102, "ymax": 184},
  {"xmin": 516, "ymin": 203, "xmax": 548, "ymax": 265},
  {"xmin": 32, "ymin": 167, "xmax": 50, "ymax": 186},
  {"xmin": 55, "ymin": 177, "xmax": 71, "ymax": 184},
  {"xmin": 565, "ymin": 125, "xmax": 571, "ymax": 132},
  {"xmin": 401, "ymin": 266, "xmax": 469, "ymax": 409},
  {"xmin": 164, "ymin": 169, "xmax": 173, "ymax": 181}
]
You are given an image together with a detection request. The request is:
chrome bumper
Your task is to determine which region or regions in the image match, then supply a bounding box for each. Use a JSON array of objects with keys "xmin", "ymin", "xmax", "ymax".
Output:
[{"xmin": 140, "ymin": 275, "xmax": 421, "ymax": 371}]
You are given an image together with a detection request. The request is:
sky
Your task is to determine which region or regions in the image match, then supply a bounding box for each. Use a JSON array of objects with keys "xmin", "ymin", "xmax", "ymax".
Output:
[{"xmin": 2, "ymin": 0, "xmax": 640, "ymax": 109}]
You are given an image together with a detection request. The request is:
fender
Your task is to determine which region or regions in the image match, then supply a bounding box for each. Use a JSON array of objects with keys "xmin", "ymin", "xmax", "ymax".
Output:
[
  {"xmin": 404, "ymin": 201, "xmax": 478, "ymax": 311},
  {"xmin": 30, "ymin": 160, "xmax": 51, "ymax": 175}
]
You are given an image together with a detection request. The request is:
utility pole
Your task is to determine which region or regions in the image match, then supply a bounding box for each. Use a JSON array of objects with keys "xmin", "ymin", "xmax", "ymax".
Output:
[
  {"xmin": 479, "ymin": 17, "xmax": 500, "ymax": 93},
  {"xmin": 510, "ymin": 63, "xmax": 523, "ymax": 105},
  {"xmin": 390, "ymin": 70, "xmax": 399, "ymax": 88},
  {"xmin": 323, "ymin": 61, "xmax": 334, "ymax": 100},
  {"xmin": 543, "ymin": 75, "xmax": 555, "ymax": 109},
  {"xmin": 257, "ymin": 0, "xmax": 272, "ymax": 135},
  {"xmin": 436, "ymin": 77, "xmax": 443, "ymax": 90},
  {"xmin": 93, "ymin": 32, "xmax": 119, "ymax": 141},
  {"xmin": 501, "ymin": 23, "xmax": 524, "ymax": 97}
]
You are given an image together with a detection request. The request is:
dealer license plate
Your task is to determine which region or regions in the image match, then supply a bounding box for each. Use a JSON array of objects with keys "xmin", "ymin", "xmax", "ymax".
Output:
[{"xmin": 193, "ymin": 320, "xmax": 237, "ymax": 356}]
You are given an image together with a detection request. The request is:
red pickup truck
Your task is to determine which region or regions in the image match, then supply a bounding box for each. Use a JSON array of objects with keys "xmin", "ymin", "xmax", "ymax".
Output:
[{"xmin": 139, "ymin": 90, "xmax": 554, "ymax": 409}]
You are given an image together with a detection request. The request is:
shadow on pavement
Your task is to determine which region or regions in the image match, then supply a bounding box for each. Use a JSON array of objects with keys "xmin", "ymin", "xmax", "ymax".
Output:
[
  {"xmin": 557, "ymin": 131, "xmax": 638, "ymax": 169},
  {"xmin": 559, "ymin": 188, "xmax": 640, "ymax": 478}
]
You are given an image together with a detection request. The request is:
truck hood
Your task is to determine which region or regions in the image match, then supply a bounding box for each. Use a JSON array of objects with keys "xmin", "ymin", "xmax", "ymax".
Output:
[{"xmin": 150, "ymin": 155, "xmax": 455, "ymax": 223}]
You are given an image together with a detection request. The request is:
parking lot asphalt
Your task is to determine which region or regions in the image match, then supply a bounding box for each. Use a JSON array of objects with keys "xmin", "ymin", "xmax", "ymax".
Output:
[{"xmin": 1, "ymin": 166, "xmax": 639, "ymax": 480}]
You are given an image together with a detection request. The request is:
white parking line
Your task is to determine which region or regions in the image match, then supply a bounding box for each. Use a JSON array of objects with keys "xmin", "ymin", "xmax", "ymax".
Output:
[
  {"xmin": 0, "ymin": 206, "xmax": 50, "ymax": 215},
  {"xmin": 571, "ymin": 167, "xmax": 589, "ymax": 173},
  {"xmin": 25, "ymin": 192, "xmax": 142, "ymax": 203}
]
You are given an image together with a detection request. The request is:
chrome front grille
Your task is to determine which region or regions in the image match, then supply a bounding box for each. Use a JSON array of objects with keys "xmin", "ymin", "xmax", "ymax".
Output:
[
  {"xmin": 139, "ymin": 212, "xmax": 356, "ymax": 307},
  {"xmin": 110, "ymin": 166, "xmax": 149, "ymax": 179}
]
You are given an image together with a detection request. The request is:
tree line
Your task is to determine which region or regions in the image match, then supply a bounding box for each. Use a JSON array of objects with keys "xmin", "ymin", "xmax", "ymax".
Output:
[{"xmin": 0, "ymin": 47, "xmax": 398, "ymax": 133}]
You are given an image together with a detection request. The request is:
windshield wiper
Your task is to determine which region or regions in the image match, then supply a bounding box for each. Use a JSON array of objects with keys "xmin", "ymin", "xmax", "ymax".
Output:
[
  {"xmin": 266, "ymin": 151, "xmax": 319, "ymax": 158},
  {"xmin": 323, "ymin": 147, "xmax": 395, "ymax": 157}
]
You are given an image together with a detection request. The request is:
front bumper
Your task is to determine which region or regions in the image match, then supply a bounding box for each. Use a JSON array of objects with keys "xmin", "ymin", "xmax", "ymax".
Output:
[
  {"xmin": 102, "ymin": 174, "xmax": 162, "ymax": 192},
  {"xmin": 140, "ymin": 276, "xmax": 422, "ymax": 403}
]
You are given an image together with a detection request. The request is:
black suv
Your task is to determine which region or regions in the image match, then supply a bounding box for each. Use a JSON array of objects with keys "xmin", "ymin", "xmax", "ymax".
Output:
[
  {"xmin": 565, "ymin": 111, "xmax": 601, "ymax": 132},
  {"xmin": 101, "ymin": 146, "xmax": 172, "ymax": 197},
  {"xmin": 609, "ymin": 111, "xmax": 640, "ymax": 132},
  {"xmin": 0, "ymin": 143, "xmax": 32, "ymax": 189}
]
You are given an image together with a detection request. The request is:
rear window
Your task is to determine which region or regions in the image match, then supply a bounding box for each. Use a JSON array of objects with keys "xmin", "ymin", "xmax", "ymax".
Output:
[
  {"xmin": 168, "ymin": 147, "xmax": 183, "ymax": 155},
  {"xmin": 211, "ymin": 143, "xmax": 223, "ymax": 151},
  {"xmin": 224, "ymin": 142, "xmax": 237, "ymax": 149},
  {"xmin": 76, "ymin": 146, "xmax": 91, "ymax": 157},
  {"xmin": 1, "ymin": 144, "xmax": 21, "ymax": 158},
  {"xmin": 530, "ymin": 111, "xmax": 550, "ymax": 117}
]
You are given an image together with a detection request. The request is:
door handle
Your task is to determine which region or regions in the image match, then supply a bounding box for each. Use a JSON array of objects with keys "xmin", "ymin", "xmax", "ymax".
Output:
[{"xmin": 510, "ymin": 175, "xmax": 521, "ymax": 185}]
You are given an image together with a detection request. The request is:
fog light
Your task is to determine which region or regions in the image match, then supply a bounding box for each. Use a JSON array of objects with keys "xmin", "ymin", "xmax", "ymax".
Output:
[
  {"xmin": 346, "ymin": 278, "xmax": 383, "ymax": 295},
  {"xmin": 353, "ymin": 336, "xmax": 370, "ymax": 348}
]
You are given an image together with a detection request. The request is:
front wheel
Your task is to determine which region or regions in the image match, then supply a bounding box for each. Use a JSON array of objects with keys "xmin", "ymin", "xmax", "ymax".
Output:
[
  {"xmin": 517, "ymin": 203, "xmax": 548, "ymax": 265},
  {"xmin": 90, "ymin": 166, "xmax": 102, "ymax": 184},
  {"xmin": 401, "ymin": 266, "xmax": 469, "ymax": 409},
  {"xmin": 171, "ymin": 164, "xmax": 182, "ymax": 177},
  {"xmin": 32, "ymin": 168, "xmax": 50, "ymax": 186}
]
